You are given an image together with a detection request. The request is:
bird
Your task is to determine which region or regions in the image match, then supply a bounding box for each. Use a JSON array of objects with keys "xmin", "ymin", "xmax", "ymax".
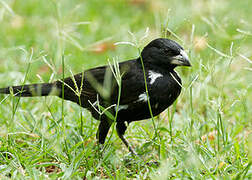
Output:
[{"xmin": 0, "ymin": 38, "xmax": 191, "ymax": 154}]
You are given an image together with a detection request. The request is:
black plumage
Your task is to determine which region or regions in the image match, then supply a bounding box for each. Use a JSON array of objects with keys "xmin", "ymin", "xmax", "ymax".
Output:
[{"xmin": 0, "ymin": 38, "xmax": 191, "ymax": 154}]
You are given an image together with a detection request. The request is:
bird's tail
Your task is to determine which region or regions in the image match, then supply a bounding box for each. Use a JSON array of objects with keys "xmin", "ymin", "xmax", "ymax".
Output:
[{"xmin": 0, "ymin": 83, "xmax": 60, "ymax": 97}]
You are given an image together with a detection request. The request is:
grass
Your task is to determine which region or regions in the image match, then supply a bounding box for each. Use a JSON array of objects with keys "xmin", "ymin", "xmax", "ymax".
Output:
[{"xmin": 0, "ymin": 0, "xmax": 251, "ymax": 179}]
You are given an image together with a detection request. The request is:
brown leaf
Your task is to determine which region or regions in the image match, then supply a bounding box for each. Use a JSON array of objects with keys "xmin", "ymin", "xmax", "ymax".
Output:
[
  {"xmin": 58, "ymin": 67, "xmax": 63, "ymax": 74},
  {"xmin": 194, "ymin": 36, "xmax": 207, "ymax": 52},
  {"xmin": 195, "ymin": 131, "xmax": 217, "ymax": 144},
  {"xmin": 91, "ymin": 42, "xmax": 116, "ymax": 54},
  {"xmin": 37, "ymin": 65, "xmax": 50, "ymax": 74},
  {"xmin": 45, "ymin": 165, "xmax": 61, "ymax": 173}
]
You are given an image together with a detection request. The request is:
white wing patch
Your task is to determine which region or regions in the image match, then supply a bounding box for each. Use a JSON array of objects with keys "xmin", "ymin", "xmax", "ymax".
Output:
[
  {"xmin": 137, "ymin": 92, "xmax": 148, "ymax": 102},
  {"xmin": 115, "ymin": 105, "xmax": 128, "ymax": 112},
  {"xmin": 148, "ymin": 70, "xmax": 163, "ymax": 84}
]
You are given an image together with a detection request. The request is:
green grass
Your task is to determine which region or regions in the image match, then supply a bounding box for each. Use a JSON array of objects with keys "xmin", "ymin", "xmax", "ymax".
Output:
[{"xmin": 0, "ymin": 0, "xmax": 251, "ymax": 179}]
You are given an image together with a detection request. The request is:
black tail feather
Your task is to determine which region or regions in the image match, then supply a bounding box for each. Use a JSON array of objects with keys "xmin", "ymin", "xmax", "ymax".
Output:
[{"xmin": 0, "ymin": 83, "xmax": 59, "ymax": 97}]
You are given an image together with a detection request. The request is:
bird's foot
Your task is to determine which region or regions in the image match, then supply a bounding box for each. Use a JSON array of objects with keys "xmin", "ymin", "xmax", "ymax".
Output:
[{"xmin": 128, "ymin": 145, "xmax": 137, "ymax": 156}]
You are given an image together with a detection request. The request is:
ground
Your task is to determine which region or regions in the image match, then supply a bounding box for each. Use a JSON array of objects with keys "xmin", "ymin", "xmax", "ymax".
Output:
[{"xmin": 0, "ymin": 0, "xmax": 251, "ymax": 179}]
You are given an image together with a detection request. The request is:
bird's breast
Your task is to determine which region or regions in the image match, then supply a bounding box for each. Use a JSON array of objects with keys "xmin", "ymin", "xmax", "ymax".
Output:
[{"xmin": 148, "ymin": 70, "xmax": 182, "ymax": 114}]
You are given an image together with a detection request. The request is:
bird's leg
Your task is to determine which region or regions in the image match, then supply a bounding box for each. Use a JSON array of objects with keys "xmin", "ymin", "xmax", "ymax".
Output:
[
  {"xmin": 96, "ymin": 119, "xmax": 112, "ymax": 144},
  {"xmin": 116, "ymin": 122, "xmax": 137, "ymax": 155},
  {"xmin": 95, "ymin": 119, "xmax": 112, "ymax": 158}
]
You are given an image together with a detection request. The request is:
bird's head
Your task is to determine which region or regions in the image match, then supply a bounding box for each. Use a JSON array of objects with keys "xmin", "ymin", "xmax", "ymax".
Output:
[{"xmin": 141, "ymin": 38, "xmax": 191, "ymax": 68}]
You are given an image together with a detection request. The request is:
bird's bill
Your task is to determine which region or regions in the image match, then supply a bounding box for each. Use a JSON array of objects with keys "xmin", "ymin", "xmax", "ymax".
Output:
[{"xmin": 170, "ymin": 50, "xmax": 191, "ymax": 67}]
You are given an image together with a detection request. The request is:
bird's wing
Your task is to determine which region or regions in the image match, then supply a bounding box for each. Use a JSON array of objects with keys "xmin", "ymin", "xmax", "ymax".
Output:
[
  {"xmin": 61, "ymin": 65, "xmax": 110, "ymax": 103},
  {"xmin": 110, "ymin": 61, "xmax": 146, "ymax": 105},
  {"xmin": 61, "ymin": 60, "xmax": 146, "ymax": 106}
]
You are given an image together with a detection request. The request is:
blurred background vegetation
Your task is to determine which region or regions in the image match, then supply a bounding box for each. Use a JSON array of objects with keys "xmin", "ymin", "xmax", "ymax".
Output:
[{"xmin": 0, "ymin": 0, "xmax": 251, "ymax": 179}]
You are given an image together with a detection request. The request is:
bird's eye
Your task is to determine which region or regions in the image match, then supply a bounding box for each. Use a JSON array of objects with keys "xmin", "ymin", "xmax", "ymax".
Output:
[
  {"xmin": 166, "ymin": 48, "xmax": 180, "ymax": 56},
  {"xmin": 164, "ymin": 48, "xmax": 178, "ymax": 56},
  {"xmin": 172, "ymin": 50, "xmax": 180, "ymax": 55},
  {"xmin": 164, "ymin": 49, "xmax": 170, "ymax": 54}
]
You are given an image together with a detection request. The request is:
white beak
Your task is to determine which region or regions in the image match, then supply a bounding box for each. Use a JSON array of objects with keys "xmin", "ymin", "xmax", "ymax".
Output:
[{"xmin": 170, "ymin": 50, "xmax": 191, "ymax": 66}]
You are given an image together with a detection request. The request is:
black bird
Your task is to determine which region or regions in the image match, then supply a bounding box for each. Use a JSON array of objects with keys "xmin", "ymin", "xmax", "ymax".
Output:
[{"xmin": 0, "ymin": 38, "xmax": 191, "ymax": 154}]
